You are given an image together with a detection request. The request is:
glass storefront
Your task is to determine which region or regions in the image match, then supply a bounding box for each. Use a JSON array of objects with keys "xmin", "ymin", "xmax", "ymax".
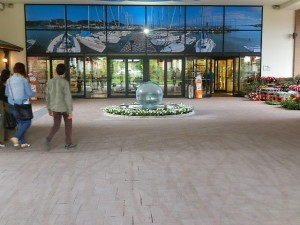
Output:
[
  {"xmin": 28, "ymin": 56, "xmax": 107, "ymax": 98},
  {"xmin": 28, "ymin": 56, "xmax": 261, "ymax": 98}
]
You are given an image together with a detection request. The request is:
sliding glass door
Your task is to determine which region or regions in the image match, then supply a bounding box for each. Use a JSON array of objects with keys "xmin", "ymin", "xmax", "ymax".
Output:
[
  {"xmin": 149, "ymin": 58, "xmax": 183, "ymax": 97},
  {"xmin": 110, "ymin": 58, "xmax": 144, "ymax": 97}
]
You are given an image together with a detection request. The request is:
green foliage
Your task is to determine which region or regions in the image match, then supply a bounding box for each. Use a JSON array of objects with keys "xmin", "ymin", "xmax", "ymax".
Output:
[
  {"xmin": 244, "ymin": 80, "xmax": 261, "ymax": 94},
  {"xmin": 294, "ymin": 74, "xmax": 300, "ymax": 83},
  {"xmin": 278, "ymin": 77, "xmax": 294, "ymax": 87},
  {"xmin": 281, "ymin": 100, "xmax": 300, "ymax": 110}
]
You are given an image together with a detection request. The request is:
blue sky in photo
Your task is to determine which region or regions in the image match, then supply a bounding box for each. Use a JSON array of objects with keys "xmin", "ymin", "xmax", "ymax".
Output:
[
  {"xmin": 107, "ymin": 6, "xmax": 145, "ymax": 26},
  {"xmin": 225, "ymin": 6, "xmax": 262, "ymax": 25},
  {"xmin": 67, "ymin": 5, "xmax": 106, "ymax": 22},
  {"xmin": 26, "ymin": 5, "xmax": 65, "ymax": 21},
  {"xmin": 25, "ymin": 5, "xmax": 262, "ymax": 27},
  {"xmin": 147, "ymin": 6, "xmax": 185, "ymax": 27},
  {"xmin": 186, "ymin": 6, "xmax": 223, "ymax": 26}
]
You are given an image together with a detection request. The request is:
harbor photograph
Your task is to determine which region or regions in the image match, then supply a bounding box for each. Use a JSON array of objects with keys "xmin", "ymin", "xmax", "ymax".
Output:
[{"xmin": 25, "ymin": 5, "xmax": 262, "ymax": 54}]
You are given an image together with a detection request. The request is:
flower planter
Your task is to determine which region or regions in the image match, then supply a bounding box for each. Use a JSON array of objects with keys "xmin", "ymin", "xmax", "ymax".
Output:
[{"xmin": 275, "ymin": 96, "xmax": 283, "ymax": 102}]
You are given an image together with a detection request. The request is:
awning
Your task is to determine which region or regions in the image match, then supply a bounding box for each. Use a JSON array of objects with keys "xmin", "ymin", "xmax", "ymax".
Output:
[{"xmin": 0, "ymin": 40, "xmax": 23, "ymax": 52}]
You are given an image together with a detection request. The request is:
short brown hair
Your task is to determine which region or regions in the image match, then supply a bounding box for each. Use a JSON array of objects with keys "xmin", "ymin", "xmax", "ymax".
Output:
[{"xmin": 13, "ymin": 62, "xmax": 26, "ymax": 77}]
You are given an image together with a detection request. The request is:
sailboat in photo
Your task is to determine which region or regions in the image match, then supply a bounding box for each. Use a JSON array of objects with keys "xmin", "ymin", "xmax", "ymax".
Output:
[
  {"xmin": 195, "ymin": 37, "xmax": 216, "ymax": 52},
  {"xmin": 26, "ymin": 39, "xmax": 36, "ymax": 51},
  {"xmin": 151, "ymin": 32, "xmax": 180, "ymax": 46},
  {"xmin": 160, "ymin": 40, "xmax": 185, "ymax": 53},
  {"xmin": 182, "ymin": 33, "xmax": 196, "ymax": 45},
  {"xmin": 75, "ymin": 6, "xmax": 106, "ymax": 53},
  {"xmin": 46, "ymin": 32, "xmax": 81, "ymax": 53},
  {"xmin": 76, "ymin": 32, "xmax": 106, "ymax": 53},
  {"xmin": 195, "ymin": 8, "xmax": 216, "ymax": 53},
  {"xmin": 243, "ymin": 45, "xmax": 260, "ymax": 52}
]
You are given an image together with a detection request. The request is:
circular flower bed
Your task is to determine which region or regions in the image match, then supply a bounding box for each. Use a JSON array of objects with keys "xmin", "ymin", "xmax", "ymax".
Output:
[
  {"xmin": 104, "ymin": 103, "xmax": 194, "ymax": 116},
  {"xmin": 265, "ymin": 100, "xmax": 281, "ymax": 105}
]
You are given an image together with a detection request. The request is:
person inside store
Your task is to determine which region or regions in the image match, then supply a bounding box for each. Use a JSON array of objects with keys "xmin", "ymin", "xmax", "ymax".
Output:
[
  {"xmin": 172, "ymin": 71, "xmax": 177, "ymax": 86},
  {"xmin": 0, "ymin": 69, "xmax": 15, "ymax": 147},
  {"xmin": 77, "ymin": 76, "xmax": 83, "ymax": 93},
  {"xmin": 5, "ymin": 63, "xmax": 35, "ymax": 149},
  {"xmin": 45, "ymin": 63, "xmax": 76, "ymax": 150}
]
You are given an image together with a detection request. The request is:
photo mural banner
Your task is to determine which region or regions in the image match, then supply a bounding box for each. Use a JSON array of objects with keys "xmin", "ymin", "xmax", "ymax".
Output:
[{"xmin": 25, "ymin": 5, "xmax": 262, "ymax": 55}]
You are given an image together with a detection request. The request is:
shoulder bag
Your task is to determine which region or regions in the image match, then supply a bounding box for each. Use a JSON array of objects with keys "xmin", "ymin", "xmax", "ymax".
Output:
[{"xmin": 8, "ymin": 80, "xmax": 33, "ymax": 120}]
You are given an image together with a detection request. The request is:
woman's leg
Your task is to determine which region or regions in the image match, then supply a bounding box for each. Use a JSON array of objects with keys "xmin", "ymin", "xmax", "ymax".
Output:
[
  {"xmin": 4, "ymin": 102, "xmax": 15, "ymax": 141},
  {"xmin": 9, "ymin": 104, "xmax": 31, "ymax": 144},
  {"xmin": 16, "ymin": 119, "xmax": 32, "ymax": 144},
  {"xmin": 0, "ymin": 101, "xmax": 5, "ymax": 144},
  {"xmin": 9, "ymin": 104, "xmax": 19, "ymax": 146}
]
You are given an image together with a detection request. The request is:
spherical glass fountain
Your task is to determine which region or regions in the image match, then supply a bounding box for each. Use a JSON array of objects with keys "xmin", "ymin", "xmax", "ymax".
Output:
[
  {"xmin": 104, "ymin": 80, "xmax": 194, "ymax": 116},
  {"xmin": 136, "ymin": 81, "xmax": 163, "ymax": 109}
]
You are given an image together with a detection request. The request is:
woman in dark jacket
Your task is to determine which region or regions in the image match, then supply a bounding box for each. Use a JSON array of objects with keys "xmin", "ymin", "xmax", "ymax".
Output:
[{"xmin": 0, "ymin": 69, "xmax": 14, "ymax": 147}]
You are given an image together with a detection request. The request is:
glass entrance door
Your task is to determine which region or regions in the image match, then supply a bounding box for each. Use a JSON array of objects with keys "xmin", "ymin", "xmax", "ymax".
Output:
[
  {"xmin": 149, "ymin": 58, "xmax": 183, "ymax": 97},
  {"xmin": 69, "ymin": 57, "xmax": 85, "ymax": 97},
  {"xmin": 166, "ymin": 59, "xmax": 183, "ymax": 96},
  {"xmin": 149, "ymin": 59, "xmax": 164, "ymax": 92},
  {"xmin": 128, "ymin": 59, "xmax": 143, "ymax": 97},
  {"xmin": 111, "ymin": 59, "xmax": 126, "ymax": 97},
  {"xmin": 185, "ymin": 57, "xmax": 214, "ymax": 97},
  {"xmin": 215, "ymin": 60, "xmax": 226, "ymax": 91},
  {"xmin": 214, "ymin": 59, "xmax": 234, "ymax": 93},
  {"xmin": 110, "ymin": 58, "xmax": 144, "ymax": 97},
  {"xmin": 85, "ymin": 57, "xmax": 107, "ymax": 98}
]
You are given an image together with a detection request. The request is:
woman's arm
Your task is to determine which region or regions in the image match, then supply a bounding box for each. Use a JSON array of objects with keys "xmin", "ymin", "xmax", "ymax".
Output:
[{"xmin": 24, "ymin": 79, "xmax": 35, "ymax": 98}]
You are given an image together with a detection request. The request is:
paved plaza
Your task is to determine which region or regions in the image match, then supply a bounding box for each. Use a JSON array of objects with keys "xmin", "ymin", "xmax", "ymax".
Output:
[{"xmin": 0, "ymin": 97, "xmax": 300, "ymax": 225}]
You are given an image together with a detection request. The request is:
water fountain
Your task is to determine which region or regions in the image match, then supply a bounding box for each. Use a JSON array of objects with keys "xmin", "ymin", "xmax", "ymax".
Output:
[
  {"xmin": 136, "ymin": 81, "xmax": 163, "ymax": 109},
  {"xmin": 104, "ymin": 81, "xmax": 194, "ymax": 116}
]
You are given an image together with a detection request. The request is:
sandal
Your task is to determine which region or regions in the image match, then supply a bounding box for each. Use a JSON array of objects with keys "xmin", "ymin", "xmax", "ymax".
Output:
[
  {"xmin": 10, "ymin": 137, "xmax": 19, "ymax": 145},
  {"xmin": 20, "ymin": 144, "xmax": 31, "ymax": 148}
]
